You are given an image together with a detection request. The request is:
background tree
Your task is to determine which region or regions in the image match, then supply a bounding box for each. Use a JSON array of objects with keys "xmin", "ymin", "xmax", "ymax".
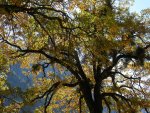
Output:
[{"xmin": 0, "ymin": 0, "xmax": 150, "ymax": 113}]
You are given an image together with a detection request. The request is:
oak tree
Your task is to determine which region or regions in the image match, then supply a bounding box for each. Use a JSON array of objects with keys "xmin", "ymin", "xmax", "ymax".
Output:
[{"xmin": 0, "ymin": 0, "xmax": 150, "ymax": 113}]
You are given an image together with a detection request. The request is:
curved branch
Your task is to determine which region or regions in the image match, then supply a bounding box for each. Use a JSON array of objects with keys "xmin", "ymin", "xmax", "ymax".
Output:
[
  {"xmin": 0, "ymin": 37, "xmax": 22, "ymax": 50},
  {"xmin": 0, "ymin": 4, "xmax": 76, "ymax": 30},
  {"xmin": 111, "ymin": 71, "xmax": 140, "ymax": 80},
  {"xmin": 103, "ymin": 98, "xmax": 111, "ymax": 113},
  {"xmin": 0, "ymin": 4, "xmax": 67, "ymax": 16},
  {"xmin": 74, "ymin": 51, "xmax": 87, "ymax": 81},
  {"xmin": 44, "ymin": 91, "xmax": 55, "ymax": 113},
  {"xmin": 31, "ymin": 14, "xmax": 56, "ymax": 48},
  {"xmin": 145, "ymin": 108, "xmax": 149, "ymax": 113},
  {"xmin": 1, "ymin": 37, "xmax": 82, "ymax": 80},
  {"xmin": 79, "ymin": 94, "xmax": 83, "ymax": 113},
  {"xmin": 31, "ymin": 81, "xmax": 60, "ymax": 102},
  {"xmin": 102, "ymin": 92, "xmax": 131, "ymax": 107},
  {"xmin": 62, "ymin": 82, "xmax": 79, "ymax": 87},
  {"xmin": 41, "ymin": 63, "xmax": 50, "ymax": 77}
]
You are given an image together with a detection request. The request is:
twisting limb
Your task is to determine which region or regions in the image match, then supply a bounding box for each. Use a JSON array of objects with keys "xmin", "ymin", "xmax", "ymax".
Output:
[
  {"xmin": 41, "ymin": 63, "xmax": 50, "ymax": 77},
  {"xmin": 103, "ymin": 98, "xmax": 111, "ymax": 113},
  {"xmin": 62, "ymin": 82, "xmax": 79, "ymax": 87},
  {"xmin": 44, "ymin": 91, "xmax": 55, "ymax": 113},
  {"xmin": 31, "ymin": 14, "xmax": 56, "ymax": 48},
  {"xmin": 32, "ymin": 82, "xmax": 60, "ymax": 113},
  {"xmin": 31, "ymin": 81, "xmax": 60, "ymax": 102},
  {"xmin": 79, "ymin": 93, "xmax": 83, "ymax": 113},
  {"xmin": 0, "ymin": 37, "xmax": 22, "ymax": 50},
  {"xmin": 0, "ymin": 4, "xmax": 75, "ymax": 30},
  {"xmin": 0, "ymin": 37, "xmax": 82, "ymax": 81},
  {"xmin": 74, "ymin": 50, "xmax": 87, "ymax": 81},
  {"xmin": 145, "ymin": 108, "xmax": 149, "ymax": 113},
  {"xmin": 111, "ymin": 71, "xmax": 140, "ymax": 80},
  {"xmin": 102, "ymin": 93, "xmax": 131, "ymax": 107}
]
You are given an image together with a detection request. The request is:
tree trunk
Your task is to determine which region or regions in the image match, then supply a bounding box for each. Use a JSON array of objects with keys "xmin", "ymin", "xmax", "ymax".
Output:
[
  {"xmin": 93, "ymin": 83, "xmax": 103, "ymax": 113},
  {"xmin": 80, "ymin": 81, "xmax": 95, "ymax": 113},
  {"xmin": 84, "ymin": 92, "xmax": 103, "ymax": 113},
  {"xmin": 80, "ymin": 81, "xmax": 103, "ymax": 113}
]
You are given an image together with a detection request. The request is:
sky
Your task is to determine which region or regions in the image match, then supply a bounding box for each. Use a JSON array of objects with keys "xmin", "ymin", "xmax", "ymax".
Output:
[{"xmin": 130, "ymin": 0, "xmax": 150, "ymax": 13}]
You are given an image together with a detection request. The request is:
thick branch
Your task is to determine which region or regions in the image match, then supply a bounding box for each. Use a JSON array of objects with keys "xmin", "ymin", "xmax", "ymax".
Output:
[
  {"xmin": 74, "ymin": 51, "xmax": 87, "ymax": 81},
  {"xmin": 101, "ymin": 54, "xmax": 138, "ymax": 79},
  {"xmin": 62, "ymin": 82, "xmax": 79, "ymax": 87},
  {"xmin": 1, "ymin": 37, "xmax": 82, "ymax": 80}
]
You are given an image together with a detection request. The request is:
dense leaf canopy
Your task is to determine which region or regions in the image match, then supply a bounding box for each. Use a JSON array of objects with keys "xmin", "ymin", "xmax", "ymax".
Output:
[{"xmin": 0, "ymin": 0, "xmax": 150, "ymax": 113}]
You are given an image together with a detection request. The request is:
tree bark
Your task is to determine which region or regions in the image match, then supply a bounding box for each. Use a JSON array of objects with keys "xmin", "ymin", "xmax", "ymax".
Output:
[
  {"xmin": 80, "ymin": 81, "xmax": 95, "ymax": 113},
  {"xmin": 94, "ymin": 85, "xmax": 103, "ymax": 113},
  {"xmin": 80, "ymin": 81, "xmax": 103, "ymax": 113}
]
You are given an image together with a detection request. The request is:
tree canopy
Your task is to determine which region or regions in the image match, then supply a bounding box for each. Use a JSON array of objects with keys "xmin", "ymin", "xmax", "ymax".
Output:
[{"xmin": 0, "ymin": 0, "xmax": 150, "ymax": 113}]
